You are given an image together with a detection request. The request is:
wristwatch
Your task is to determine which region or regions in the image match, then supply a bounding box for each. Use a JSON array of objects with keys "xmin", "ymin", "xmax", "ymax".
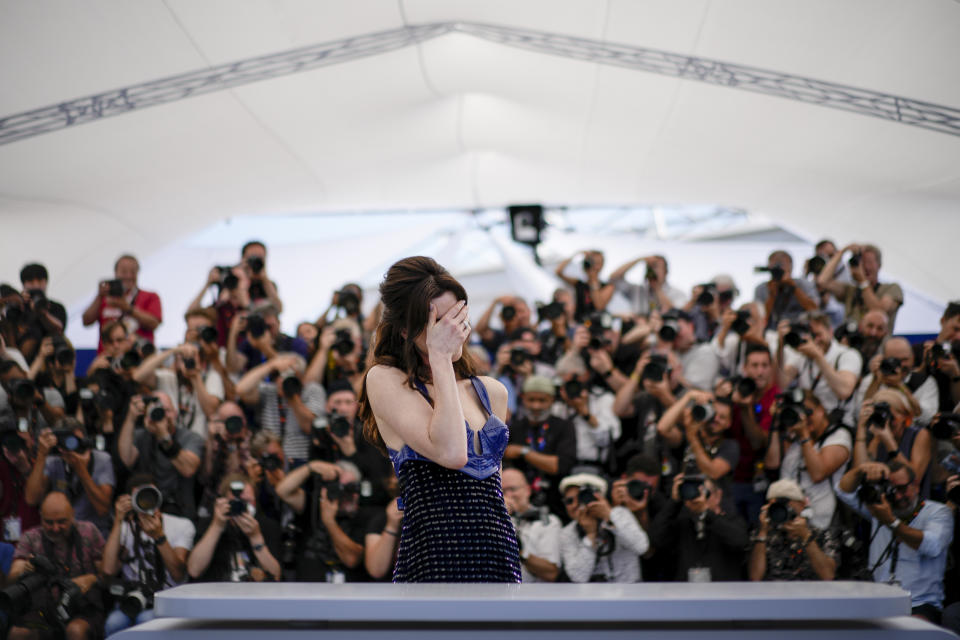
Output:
[
  {"xmin": 154, "ymin": 535, "xmax": 167, "ymax": 546},
  {"xmin": 520, "ymin": 446, "xmax": 531, "ymax": 457},
  {"xmin": 887, "ymin": 518, "xmax": 902, "ymax": 531},
  {"xmin": 252, "ymin": 542, "xmax": 265, "ymax": 552}
]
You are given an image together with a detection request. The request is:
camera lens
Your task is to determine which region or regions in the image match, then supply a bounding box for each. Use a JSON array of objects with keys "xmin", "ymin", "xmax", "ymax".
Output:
[
  {"xmin": 200, "ymin": 326, "xmax": 218, "ymax": 343},
  {"xmin": 224, "ymin": 416, "xmax": 244, "ymax": 435},
  {"xmin": 148, "ymin": 406, "xmax": 166, "ymax": 422}
]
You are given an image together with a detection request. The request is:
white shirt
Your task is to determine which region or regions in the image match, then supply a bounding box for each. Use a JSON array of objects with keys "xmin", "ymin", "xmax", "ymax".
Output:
[
  {"xmin": 614, "ymin": 280, "xmax": 688, "ymax": 315},
  {"xmin": 852, "ymin": 373, "xmax": 939, "ymax": 424},
  {"xmin": 780, "ymin": 427, "xmax": 851, "ymax": 529},
  {"xmin": 156, "ymin": 367, "xmax": 224, "ymax": 439},
  {"xmin": 117, "ymin": 512, "xmax": 196, "ymax": 588},
  {"xmin": 678, "ymin": 343, "xmax": 720, "ymax": 391},
  {"xmin": 553, "ymin": 391, "xmax": 620, "ymax": 463},
  {"xmin": 559, "ymin": 506, "xmax": 650, "ymax": 583},
  {"xmin": 515, "ymin": 513, "xmax": 563, "ymax": 583},
  {"xmin": 785, "ymin": 340, "xmax": 862, "ymax": 426}
]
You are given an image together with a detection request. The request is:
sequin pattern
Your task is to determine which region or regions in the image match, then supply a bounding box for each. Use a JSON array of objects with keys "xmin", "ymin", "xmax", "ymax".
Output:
[{"xmin": 393, "ymin": 459, "xmax": 521, "ymax": 583}]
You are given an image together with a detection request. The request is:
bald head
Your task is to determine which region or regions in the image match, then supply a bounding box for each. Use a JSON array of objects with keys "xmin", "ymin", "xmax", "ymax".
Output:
[
  {"xmin": 883, "ymin": 337, "xmax": 914, "ymax": 370},
  {"xmin": 860, "ymin": 310, "xmax": 889, "ymax": 340},
  {"xmin": 40, "ymin": 492, "xmax": 74, "ymax": 541}
]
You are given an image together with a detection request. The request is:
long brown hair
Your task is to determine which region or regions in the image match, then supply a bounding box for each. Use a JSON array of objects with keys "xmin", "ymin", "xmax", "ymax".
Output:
[{"xmin": 358, "ymin": 256, "xmax": 479, "ymax": 453}]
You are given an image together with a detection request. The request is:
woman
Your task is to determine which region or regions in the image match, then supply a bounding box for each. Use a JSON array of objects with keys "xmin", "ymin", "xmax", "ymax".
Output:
[{"xmin": 359, "ymin": 256, "xmax": 521, "ymax": 582}]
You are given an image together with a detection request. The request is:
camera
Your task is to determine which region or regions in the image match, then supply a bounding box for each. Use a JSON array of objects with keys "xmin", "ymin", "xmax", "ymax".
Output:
[
  {"xmin": 584, "ymin": 311, "xmax": 612, "ymax": 337},
  {"xmin": 929, "ymin": 413, "xmax": 960, "ymax": 440},
  {"xmin": 332, "ymin": 329, "xmax": 355, "ymax": 356},
  {"xmin": 857, "ymin": 476, "xmax": 893, "ymax": 505},
  {"xmin": 848, "ymin": 252, "xmax": 862, "ymax": 268},
  {"xmin": 50, "ymin": 429, "xmax": 89, "ymax": 455},
  {"xmin": 755, "ymin": 265, "xmax": 785, "ymax": 281},
  {"xmin": 216, "ymin": 266, "xmax": 239, "ymax": 291},
  {"xmin": 132, "ymin": 484, "xmax": 163, "ymax": 515},
  {"xmin": 117, "ymin": 585, "xmax": 154, "ymax": 621},
  {"xmin": 730, "ymin": 375, "xmax": 757, "ymax": 398},
  {"xmin": 337, "ymin": 289, "xmax": 360, "ymax": 315},
  {"xmin": 246, "ymin": 313, "xmax": 267, "ymax": 339},
  {"xmin": 329, "ymin": 411, "xmax": 351, "ymax": 438},
  {"xmin": 501, "ymin": 304, "xmax": 517, "ymax": 321},
  {"xmin": 689, "ymin": 402, "xmax": 715, "ymax": 424},
  {"xmin": 224, "ymin": 415, "xmax": 244, "ymax": 436},
  {"xmin": 52, "ymin": 338, "xmax": 74, "ymax": 367},
  {"xmin": 767, "ymin": 497, "xmax": 796, "ymax": 526},
  {"xmin": 866, "ymin": 401, "xmax": 892, "ymax": 429},
  {"xmin": 626, "ymin": 479, "xmax": 650, "ymax": 501},
  {"xmin": 200, "ymin": 326, "xmax": 218, "ymax": 344},
  {"xmin": 143, "ymin": 396, "xmax": 166, "ymax": 423},
  {"xmin": 509, "ymin": 347, "xmax": 531, "ymax": 368},
  {"xmin": 774, "ymin": 388, "xmax": 807, "ymax": 431},
  {"xmin": 260, "ymin": 453, "xmax": 283, "ymax": 472},
  {"xmin": 931, "ymin": 342, "xmax": 953, "ymax": 360},
  {"xmin": 246, "ymin": 256, "xmax": 265, "ymax": 275},
  {"xmin": 103, "ymin": 279, "xmax": 124, "ymax": 297},
  {"xmin": 679, "ymin": 475, "xmax": 707, "ymax": 502},
  {"xmin": 281, "ymin": 373, "xmax": 303, "ymax": 397},
  {"xmin": 183, "ymin": 357, "xmax": 196, "ymax": 371},
  {"xmin": 7, "ymin": 378, "xmax": 37, "ymax": 402},
  {"xmin": 577, "ymin": 485, "xmax": 598, "ymax": 506},
  {"xmin": 835, "ymin": 321, "xmax": 863, "ymax": 349},
  {"xmin": 582, "ymin": 257, "xmax": 593, "ymax": 271},
  {"xmin": 563, "ymin": 379, "xmax": 585, "ymax": 400},
  {"xmin": 0, "ymin": 555, "xmax": 57, "ymax": 619},
  {"xmin": 783, "ymin": 322, "xmax": 812, "ymax": 349},
  {"xmin": 806, "ymin": 255, "xmax": 827, "ymax": 276},
  {"xmin": 228, "ymin": 480, "xmax": 250, "ymax": 516},
  {"xmin": 731, "ymin": 309, "xmax": 751, "ymax": 336},
  {"xmin": 878, "ymin": 357, "xmax": 900, "ymax": 377},
  {"xmin": 641, "ymin": 354, "xmax": 669, "ymax": 382},
  {"xmin": 324, "ymin": 481, "xmax": 360, "ymax": 503},
  {"xmin": 537, "ymin": 301, "xmax": 565, "ymax": 322},
  {"xmin": 695, "ymin": 284, "xmax": 716, "ymax": 306},
  {"xmin": 658, "ymin": 318, "xmax": 679, "ymax": 343},
  {"xmin": 26, "ymin": 288, "xmax": 47, "ymax": 311}
]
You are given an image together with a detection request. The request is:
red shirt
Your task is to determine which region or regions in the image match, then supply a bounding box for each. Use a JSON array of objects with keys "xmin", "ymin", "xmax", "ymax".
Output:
[
  {"xmin": 729, "ymin": 383, "xmax": 780, "ymax": 482},
  {"xmin": 0, "ymin": 457, "xmax": 40, "ymax": 543},
  {"xmin": 97, "ymin": 287, "xmax": 162, "ymax": 351}
]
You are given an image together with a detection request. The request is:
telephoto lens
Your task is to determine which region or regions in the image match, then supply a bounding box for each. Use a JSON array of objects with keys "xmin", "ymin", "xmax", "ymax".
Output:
[
  {"xmin": 690, "ymin": 402, "xmax": 715, "ymax": 424},
  {"xmin": 132, "ymin": 485, "xmax": 163, "ymax": 515},
  {"xmin": 224, "ymin": 416, "xmax": 244, "ymax": 435},
  {"xmin": 767, "ymin": 498, "xmax": 795, "ymax": 526}
]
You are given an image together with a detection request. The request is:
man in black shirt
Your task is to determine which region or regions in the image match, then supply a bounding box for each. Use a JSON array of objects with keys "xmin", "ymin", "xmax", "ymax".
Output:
[
  {"xmin": 610, "ymin": 453, "xmax": 674, "ymax": 581},
  {"xmin": 650, "ymin": 473, "xmax": 748, "ymax": 581},
  {"xmin": 504, "ymin": 376, "xmax": 576, "ymax": 520}
]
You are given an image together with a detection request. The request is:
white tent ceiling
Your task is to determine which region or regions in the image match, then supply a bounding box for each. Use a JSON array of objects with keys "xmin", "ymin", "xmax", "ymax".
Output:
[{"xmin": 1, "ymin": 1, "xmax": 959, "ymax": 322}]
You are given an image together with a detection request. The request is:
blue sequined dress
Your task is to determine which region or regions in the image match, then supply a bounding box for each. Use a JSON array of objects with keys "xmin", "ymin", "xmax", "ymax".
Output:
[{"xmin": 387, "ymin": 376, "xmax": 521, "ymax": 583}]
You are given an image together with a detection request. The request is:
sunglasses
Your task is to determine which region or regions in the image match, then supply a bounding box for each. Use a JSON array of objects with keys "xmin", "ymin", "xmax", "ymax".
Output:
[{"xmin": 563, "ymin": 497, "xmax": 577, "ymax": 506}]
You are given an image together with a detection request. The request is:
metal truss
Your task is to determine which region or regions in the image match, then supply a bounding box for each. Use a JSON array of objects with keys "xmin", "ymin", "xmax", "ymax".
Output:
[{"xmin": 2, "ymin": 20, "xmax": 958, "ymax": 146}]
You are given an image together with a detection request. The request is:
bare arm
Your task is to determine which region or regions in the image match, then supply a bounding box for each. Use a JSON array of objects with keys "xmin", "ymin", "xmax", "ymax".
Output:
[
  {"xmin": 656, "ymin": 394, "xmax": 689, "ymax": 449},
  {"xmin": 816, "ymin": 249, "xmax": 849, "ymax": 299},
  {"xmin": 118, "ymin": 401, "xmax": 142, "ymax": 469},
  {"xmin": 608, "ymin": 257, "xmax": 645, "ymax": 283},
  {"xmin": 554, "ymin": 256, "xmax": 579, "ymax": 287}
]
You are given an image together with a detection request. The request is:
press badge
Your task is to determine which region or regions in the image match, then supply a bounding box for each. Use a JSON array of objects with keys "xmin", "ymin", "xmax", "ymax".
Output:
[
  {"xmin": 688, "ymin": 567, "xmax": 712, "ymax": 583},
  {"xmin": 326, "ymin": 570, "xmax": 346, "ymax": 584},
  {"xmin": 3, "ymin": 516, "xmax": 22, "ymax": 541}
]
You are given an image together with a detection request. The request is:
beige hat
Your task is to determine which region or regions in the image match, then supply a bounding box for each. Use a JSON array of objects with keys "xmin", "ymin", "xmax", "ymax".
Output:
[
  {"xmin": 522, "ymin": 375, "xmax": 555, "ymax": 396},
  {"xmin": 558, "ymin": 473, "xmax": 608, "ymax": 495},
  {"xmin": 766, "ymin": 479, "xmax": 805, "ymax": 502}
]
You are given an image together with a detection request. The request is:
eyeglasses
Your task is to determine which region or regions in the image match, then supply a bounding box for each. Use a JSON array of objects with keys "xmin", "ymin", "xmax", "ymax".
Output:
[{"xmin": 889, "ymin": 482, "xmax": 911, "ymax": 494}]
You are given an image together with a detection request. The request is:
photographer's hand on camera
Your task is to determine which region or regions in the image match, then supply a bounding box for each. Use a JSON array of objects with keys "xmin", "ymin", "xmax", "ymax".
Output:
[
  {"xmin": 138, "ymin": 509, "xmax": 165, "ymax": 541},
  {"xmin": 611, "ymin": 478, "xmax": 648, "ymax": 513},
  {"xmin": 211, "ymin": 497, "xmax": 231, "ymax": 529},
  {"xmin": 36, "ymin": 428, "xmax": 57, "ymax": 460},
  {"xmin": 114, "ymin": 494, "xmax": 133, "ymax": 522}
]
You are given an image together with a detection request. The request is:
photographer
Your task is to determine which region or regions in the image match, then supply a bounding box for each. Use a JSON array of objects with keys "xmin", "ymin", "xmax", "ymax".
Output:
[
  {"xmin": 101, "ymin": 474, "xmax": 195, "ymax": 636},
  {"xmin": 306, "ymin": 319, "xmax": 364, "ymax": 392},
  {"xmin": 237, "ymin": 352, "xmax": 324, "ymax": 468},
  {"xmin": 504, "ymin": 376, "xmax": 577, "ymax": 518},
  {"xmin": 853, "ymin": 391, "xmax": 932, "ymax": 496},
  {"xmin": 753, "ymin": 250, "xmax": 819, "ymax": 330},
  {"xmin": 16, "ymin": 264, "xmax": 67, "ymax": 363},
  {"xmin": 226, "ymin": 302, "xmax": 308, "ymax": 375},
  {"xmin": 187, "ymin": 474, "xmax": 281, "ymax": 582},
  {"xmin": 503, "ymin": 468, "xmax": 562, "ymax": 583},
  {"xmin": 1, "ymin": 360, "xmax": 65, "ymax": 432},
  {"xmin": 25, "ymin": 419, "xmax": 115, "ymax": 536},
  {"xmin": 684, "ymin": 274, "xmax": 738, "ymax": 343},
  {"xmin": 198, "ymin": 403, "xmax": 253, "ymax": 517},
  {"xmin": 612, "ymin": 350, "xmax": 684, "ymax": 474},
  {"xmin": 764, "ymin": 391, "xmax": 850, "ymax": 529},
  {"xmin": 536, "ymin": 291, "xmax": 573, "ymax": 366},
  {"xmin": 315, "ymin": 283, "xmax": 364, "ymax": 333},
  {"xmin": 554, "ymin": 354, "xmax": 619, "ymax": 476},
  {"xmin": 117, "ymin": 393, "xmax": 204, "ymax": 520},
  {"xmin": 132, "ymin": 342, "xmax": 224, "ymax": 438},
  {"xmin": 657, "ymin": 310, "xmax": 719, "ymax": 392},
  {"xmin": 558, "ymin": 474, "xmax": 649, "ymax": 583},
  {"xmin": 275, "ymin": 460, "xmax": 369, "ymax": 582},
  {"xmin": 837, "ymin": 461, "xmax": 954, "ymax": 623},
  {"xmin": 246, "ymin": 431, "xmax": 288, "ymax": 524},
  {"xmin": 855, "ymin": 337, "xmax": 938, "ymax": 422},
  {"xmin": 923, "ymin": 302, "xmax": 960, "ymax": 412},
  {"xmin": 0, "ymin": 429, "xmax": 40, "ymax": 544},
  {"xmin": 657, "ymin": 391, "xmax": 739, "ymax": 514},
  {"xmin": 362, "ymin": 492, "xmax": 403, "ymax": 581},
  {"xmin": 649, "ymin": 472, "xmax": 748, "ymax": 581},
  {"xmin": 27, "ymin": 336, "xmax": 76, "ymax": 417},
  {"xmin": 8, "ymin": 492, "xmax": 104, "ymax": 640},
  {"xmin": 748, "ymin": 479, "xmax": 837, "ymax": 581},
  {"xmin": 84, "ymin": 323, "xmax": 131, "ymax": 377},
  {"xmin": 81, "ymin": 255, "xmax": 162, "ymax": 353},
  {"xmin": 554, "ymin": 251, "xmax": 615, "ymax": 322},
  {"xmin": 610, "ymin": 453, "xmax": 672, "ymax": 581},
  {"xmin": 711, "ymin": 303, "xmax": 769, "ymax": 377},
  {"xmin": 817, "ymin": 243, "xmax": 904, "ymax": 331},
  {"xmin": 476, "ymin": 295, "xmax": 531, "ymax": 358},
  {"xmin": 720, "ymin": 345, "xmax": 780, "ymax": 525},
  {"xmin": 609, "ymin": 254, "xmax": 687, "ymax": 315},
  {"xmin": 776, "ymin": 311, "xmax": 862, "ymax": 427}
]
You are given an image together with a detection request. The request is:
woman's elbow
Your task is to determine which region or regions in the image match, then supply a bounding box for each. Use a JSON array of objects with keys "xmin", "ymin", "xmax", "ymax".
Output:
[{"xmin": 437, "ymin": 452, "xmax": 468, "ymax": 470}]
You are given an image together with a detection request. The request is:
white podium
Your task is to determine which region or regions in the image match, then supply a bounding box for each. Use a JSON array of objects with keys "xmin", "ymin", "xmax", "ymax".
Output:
[{"xmin": 114, "ymin": 582, "xmax": 957, "ymax": 639}]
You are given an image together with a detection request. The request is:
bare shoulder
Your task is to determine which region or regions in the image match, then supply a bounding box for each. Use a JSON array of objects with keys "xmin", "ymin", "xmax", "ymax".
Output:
[
  {"xmin": 365, "ymin": 364, "xmax": 406, "ymax": 388},
  {"xmin": 477, "ymin": 376, "xmax": 508, "ymax": 419}
]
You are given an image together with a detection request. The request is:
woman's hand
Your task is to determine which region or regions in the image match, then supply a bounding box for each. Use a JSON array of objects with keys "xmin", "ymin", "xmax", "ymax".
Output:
[{"xmin": 425, "ymin": 300, "xmax": 469, "ymax": 358}]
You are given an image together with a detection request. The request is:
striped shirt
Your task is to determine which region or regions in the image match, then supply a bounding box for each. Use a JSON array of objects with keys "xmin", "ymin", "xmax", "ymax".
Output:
[{"xmin": 257, "ymin": 381, "xmax": 326, "ymax": 461}]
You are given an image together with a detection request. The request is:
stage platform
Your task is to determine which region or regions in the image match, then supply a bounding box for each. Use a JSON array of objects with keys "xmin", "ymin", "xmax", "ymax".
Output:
[{"xmin": 115, "ymin": 582, "xmax": 957, "ymax": 639}]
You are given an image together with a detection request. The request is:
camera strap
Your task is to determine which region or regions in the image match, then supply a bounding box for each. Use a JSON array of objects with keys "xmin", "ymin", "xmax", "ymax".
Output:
[
  {"xmin": 41, "ymin": 525, "xmax": 83, "ymax": 576},
  {"xmin": 130, "ymin": 519, "xmax": 164, "ymax": 592},
  {"xmin": 887, "ymin": 500, "xmax": 924, "ymax": 582},
  {"xmin": 176, "ymin": 380, "xmax": 197, "ymax": 432}
]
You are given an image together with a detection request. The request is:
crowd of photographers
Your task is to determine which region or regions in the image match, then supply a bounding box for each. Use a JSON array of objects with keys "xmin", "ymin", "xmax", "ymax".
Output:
[{"xmin": 0, "ymin": 238, "xmax": 958, "ymax": 637}]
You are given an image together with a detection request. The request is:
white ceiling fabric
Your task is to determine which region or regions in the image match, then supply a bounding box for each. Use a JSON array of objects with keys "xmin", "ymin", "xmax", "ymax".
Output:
[{"xmin": 1, "ymin": 0, "xmax": 958, "ymax": 333}]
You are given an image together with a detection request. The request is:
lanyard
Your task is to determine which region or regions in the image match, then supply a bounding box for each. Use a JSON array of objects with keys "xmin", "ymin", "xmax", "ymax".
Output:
[{"xmin": 525, "ymin": 421, "xmax": 550, "ymax": 451}]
